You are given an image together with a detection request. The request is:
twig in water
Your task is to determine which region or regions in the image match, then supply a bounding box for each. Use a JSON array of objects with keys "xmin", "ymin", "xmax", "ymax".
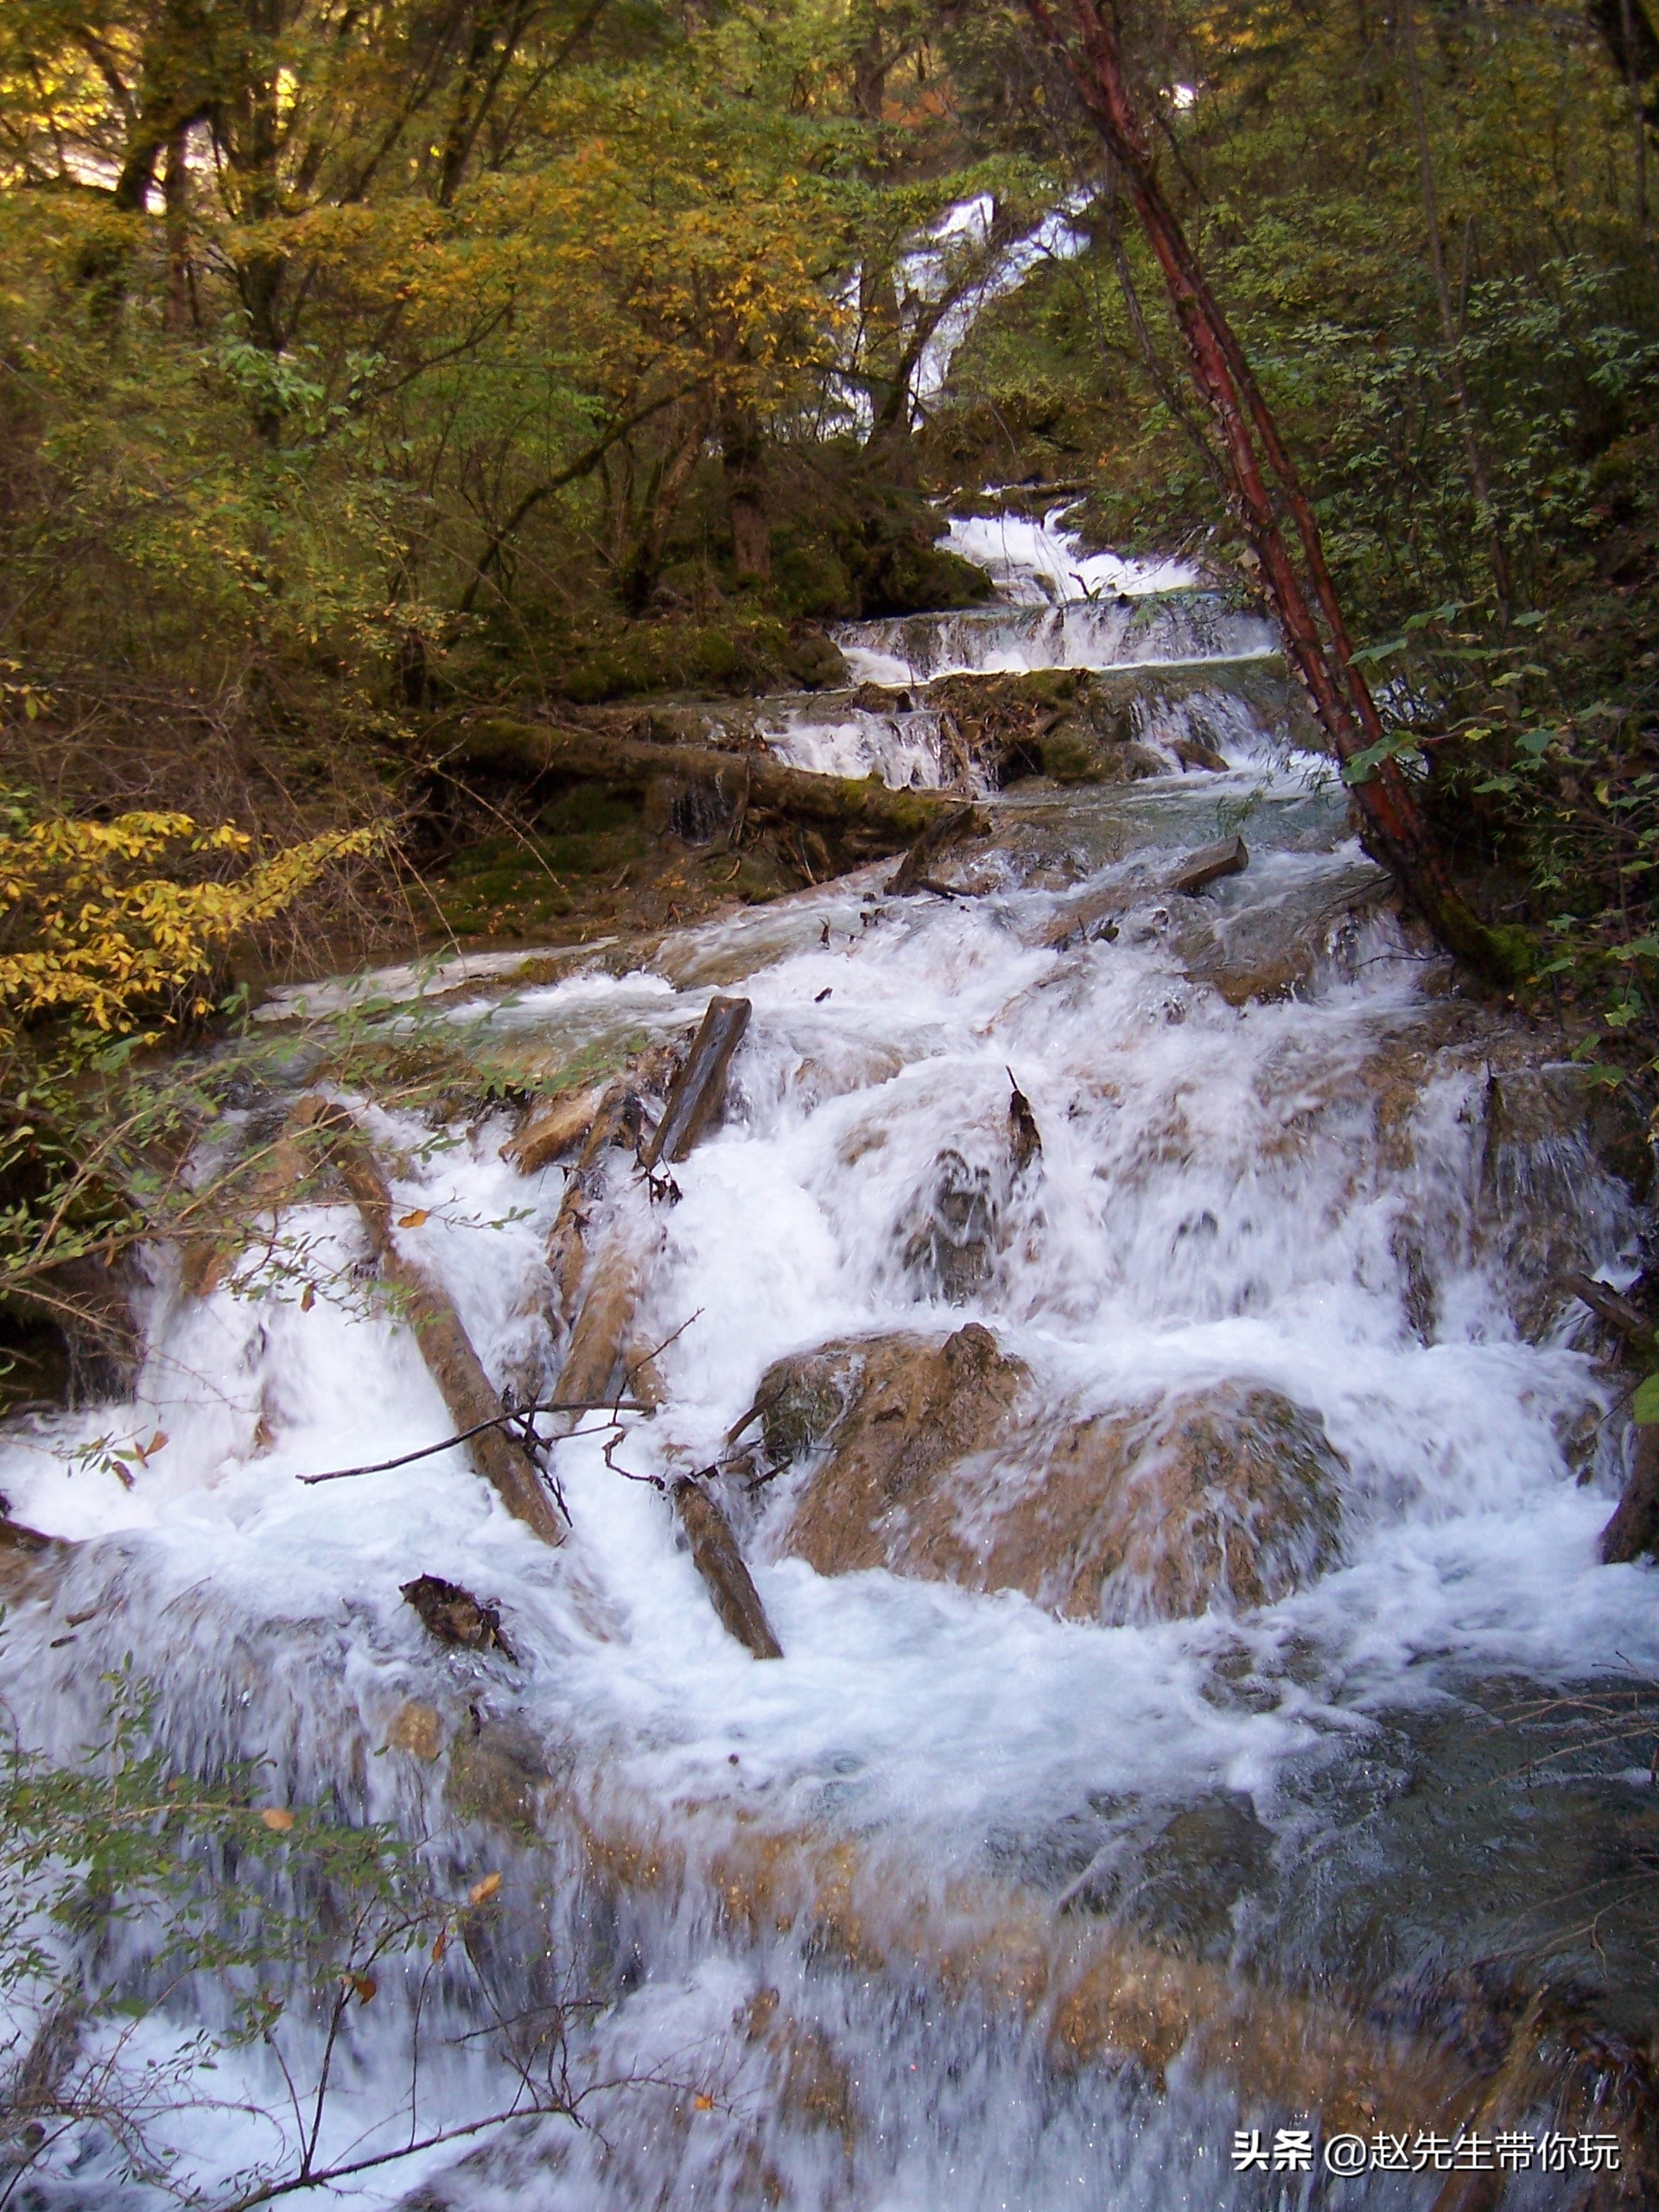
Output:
[{"xmin": 296, "ymin": 1401, "xmax": 644, "ymax": 1485}]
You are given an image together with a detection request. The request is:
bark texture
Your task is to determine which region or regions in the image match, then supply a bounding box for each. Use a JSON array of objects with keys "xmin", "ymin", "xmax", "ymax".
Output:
[{"xmin": 1020, "ymin": 0, "xmax": 1516, "ymax": 982}]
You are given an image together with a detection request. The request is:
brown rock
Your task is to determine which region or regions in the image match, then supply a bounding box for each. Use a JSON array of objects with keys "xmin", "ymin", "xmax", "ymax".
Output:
[
  {"xmin": 777, "ymin": 1325, "xmax": 1027, "ymax": 1577},
  {"xmin": 1169, "ymin": 836, "xmax": 1249, "ymax": 896},
  {"xmin": 385, "ymin": 1700, "xmax": 445, "ymax": 1760},
  {"xmin": 770, "ymin": 1334, "xmax": 1344, "ymax": 1624},
  {"xmin": 1172, "ymin": 737, "xmax": 1230, "ymax": 773},
  {"xmin": 501, "ymin": 1083, "xmax": 607, "ymax": 1174},
  {"xmin": 401, "ymin": 1573, "xmax": 516, "ymax": 1659}
]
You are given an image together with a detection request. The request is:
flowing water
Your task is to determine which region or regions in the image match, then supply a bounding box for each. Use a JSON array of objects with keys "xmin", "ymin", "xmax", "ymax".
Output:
[{"xmin": 3, "ymin": 514, "xmax": 1657, "ymax": 2209}]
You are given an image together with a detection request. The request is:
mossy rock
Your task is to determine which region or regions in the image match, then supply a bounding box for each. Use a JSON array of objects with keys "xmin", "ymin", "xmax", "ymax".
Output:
[
  {"xmin": 557, "ymin": 618, "xmax": 793, "ymax": 703},
  {"xmin": 773, "ymin": 540, "xmax": 858, "ymax": 621},
  {"xmin": 876, "ymin": 543, "xmax": 994, "ymax": 615},
  {"xmin": 434, "ymin": 825, "xmax": 647, "ymax": 936},
  {"xmin": 536, "ymin": 783, "xmax": 639, "ymax": 838},
  {"xmin": 1009, "ymin": 669, "xmax": 1081, "ymax": 711},
  {"xmin": 1039, "ymin": 728, "xmax": 1110, "ymax": 785}
]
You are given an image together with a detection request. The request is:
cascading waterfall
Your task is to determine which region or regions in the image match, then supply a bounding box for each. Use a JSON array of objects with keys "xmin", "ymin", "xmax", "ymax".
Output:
[
  {"xmin": 835, "ymin": 594, "xmax": 1277, "ymax": 689},
  {"xmin": 2, "ymin": 510, "xmax": 1656, "ymax": 2209}
]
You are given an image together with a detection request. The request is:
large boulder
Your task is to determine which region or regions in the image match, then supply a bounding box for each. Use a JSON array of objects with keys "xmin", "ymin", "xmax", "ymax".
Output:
[{"xmin": 760, "ymin": 1328, "xmax": 1346, "ymax": 1624}]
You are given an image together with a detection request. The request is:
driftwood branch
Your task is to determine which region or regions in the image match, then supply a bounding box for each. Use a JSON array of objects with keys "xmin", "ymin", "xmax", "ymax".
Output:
[
  {"xmin": 296, "ymin": 1399, "xmax": 644, "ymax": 1486},
  {"xmin": 645, "ymin": 997, "xmax": 752, "ymax": 1167},
  {"xmin": 308, "ymin": 1103, "xmax": 568, "ymax": 1547},
  {"xmin": 671, "ymin": 1478, "xmax": 782, "ymax": 1659},
  {"xmin": 1567, "ymin": 1268, "xmax": 1654, "ymax": 1351}
]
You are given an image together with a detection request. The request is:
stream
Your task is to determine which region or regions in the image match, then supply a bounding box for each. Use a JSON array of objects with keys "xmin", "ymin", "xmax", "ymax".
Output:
[{"xmin": 2, "ymin": 512, "xmax": 1657, "ymax": 2209}]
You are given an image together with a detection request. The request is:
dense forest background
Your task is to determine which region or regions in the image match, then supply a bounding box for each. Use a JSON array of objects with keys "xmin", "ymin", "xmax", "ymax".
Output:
[{"xmin": 2, "ymin": 0, "xmax": 1657, "ymax": 997}]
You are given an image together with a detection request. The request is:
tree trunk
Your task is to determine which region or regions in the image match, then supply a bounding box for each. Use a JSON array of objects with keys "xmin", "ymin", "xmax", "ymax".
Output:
[
  {"xmin": 163, "ymin": 130, "xmax": 198, "ymax": 335},
  {"xmin": 1400, "ymin": 0, "xmax": 1513, "ymax": 620},
  {"xmin": 720, "ymin": 404, "xmax": 772, "ymax": 582},
  {"xmin": 1020, "ymin": 0, "xmax": 1517, "ymax": 984},
  {"xmin": 618, "ymin": 401, "xmax": 710, "ymax": 613},
  {"xmin": 446, "ymin": 716, "xmax": 965, "ymax": 853},
  {"xmin": 1620, "ymin": 0, "xmax": 1659, "ymax": 276}
]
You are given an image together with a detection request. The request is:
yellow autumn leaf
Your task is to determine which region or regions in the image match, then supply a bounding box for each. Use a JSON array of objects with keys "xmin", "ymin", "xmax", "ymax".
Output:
[
  {"xmin": 397, "ymin": 1210, "xmax": 429, "ymax": 1229},
  {"xmin": 260, "ymin": 1808, "xmax": 296, "ymax": 1832},
  {"xmin": 468, "ymin": 1872, "xmax": 502, "ymax": 1904}
]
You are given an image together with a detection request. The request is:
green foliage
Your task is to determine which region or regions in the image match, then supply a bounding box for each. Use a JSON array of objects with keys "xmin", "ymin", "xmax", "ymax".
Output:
[
  {"xmin": 0, "ymin": 1654, "xmax": 553, "ymax": 2200},
  {"xmin": 935, "ymin": 0, "xmax": 1659, "ymax": 1062}
]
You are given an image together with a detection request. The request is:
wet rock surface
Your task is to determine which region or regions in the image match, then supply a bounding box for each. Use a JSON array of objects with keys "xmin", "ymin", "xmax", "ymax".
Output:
[{"xmin": 764, "ymin": 1329, "xmax": 1346, "ymax": 1624}]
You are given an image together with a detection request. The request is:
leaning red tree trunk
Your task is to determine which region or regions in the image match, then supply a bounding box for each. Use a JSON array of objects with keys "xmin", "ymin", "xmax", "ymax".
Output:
[{"xmin": 1022, "ymin": 0, "xmax": 1514, "ymax": 982}]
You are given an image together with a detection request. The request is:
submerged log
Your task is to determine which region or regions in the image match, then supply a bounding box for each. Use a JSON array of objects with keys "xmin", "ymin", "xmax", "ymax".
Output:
[
  {"xmin": 551, "ymin": 1782, "xmax": 1656, "ymax": 2168},
  {"xmin": 671, "ymin": 1478, "xmax": 783, "ymax": 1659},
  {"xmin": 313, "ymin": 1105, "xmax": 568, "ymax": 1548},
  {"xmin": 447, "ymin": 719, "xmax": 952, "ymax": 854},
  {"xmin": 645, "ymin": 997, "xmax": 752, "ymax": 1166}
]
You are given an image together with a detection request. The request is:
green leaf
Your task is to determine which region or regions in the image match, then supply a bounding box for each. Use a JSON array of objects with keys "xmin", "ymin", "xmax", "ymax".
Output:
[{"xmin": 1631, "ymin": 1372, "xmax": 1659, "ymax": 1424}]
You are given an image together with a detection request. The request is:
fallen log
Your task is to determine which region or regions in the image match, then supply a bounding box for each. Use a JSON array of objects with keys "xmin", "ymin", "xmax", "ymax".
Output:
[
  {"xmin": 447, "ymin": 718, "xmax": 953, "ymax": 855},
  {"xmin": 181, "ymin": 1091, "xmax": 342, "ymax": 1297},
  {"xmin": 884, "ymin": 803, "xmax": 987, "ymax": 897},
  {"xmin": 311, "ymin": 1104, "xmax": 568, "ymax": 1548},
  {"xmin": 1170, "ymin": 835, "xmax": 1249, "ymax": 895},
  {"xmin": 1557, "ymin": 1274, "xmax": 1659, "ymax": 1564},
  {"xmin": 645, "ymin": 997, "xmax": 752, "ymax": 1167},
  {"xmin": 542, "ymin": 1045, "xmax": 683, "ymax": 1326},
  {"xmin": 502, "ymin": 1083, "xmax": 607, "ymax": 1176},
  {"xmin": 624, "ymin": 1338, "xmax": 667, "ymax": 1410},
  {"xmin": 1567, "ymin": 1269, "xmax": 1654, "ymax": 1351},
  {"xmin": 671, "ymin": 1478, "xmax": 783, "ymax": 1659},
  {"xmin": 553, "ymin": 998, "xmax": 752, "ymax": 1400},
  {"xmin": 555, "ymin": 1242, "xmax": 645, "ymax": 1409},
  {"xmin": 1602, "ymin": 1424, "xmax": 1659, "ymax": 1565}
]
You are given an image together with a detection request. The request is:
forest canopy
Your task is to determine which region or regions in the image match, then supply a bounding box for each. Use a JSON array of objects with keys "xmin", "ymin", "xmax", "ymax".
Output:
[{"xmin": 0, "ymin": 0, "xmax": 1655, "ymax": 1014}]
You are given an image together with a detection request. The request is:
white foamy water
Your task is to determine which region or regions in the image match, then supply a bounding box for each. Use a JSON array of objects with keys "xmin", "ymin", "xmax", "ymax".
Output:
[
  {"xmin": 2, "ymin": 530, "xmax": 1654, "ymax": 2208},
  {"xmin": 836, "ymin": 592, "xmax": 1276, "ymax": 688},
  {"xmin": 760, "ymin": 702, "xmax": 957, "ymax": 790},
  {"xmin": 905, "ymin": 196, "xmax": 1094, "ymax": 412},
  {"xmin": 944, "ymin": 508, "xmax": 1198, "ymax": 605}
]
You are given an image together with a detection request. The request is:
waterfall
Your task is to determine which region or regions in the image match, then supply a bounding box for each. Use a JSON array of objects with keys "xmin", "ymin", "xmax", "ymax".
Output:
[{"xmin": 1, "ymin": 513, "xmax": 1654, "ymax": 2209}]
